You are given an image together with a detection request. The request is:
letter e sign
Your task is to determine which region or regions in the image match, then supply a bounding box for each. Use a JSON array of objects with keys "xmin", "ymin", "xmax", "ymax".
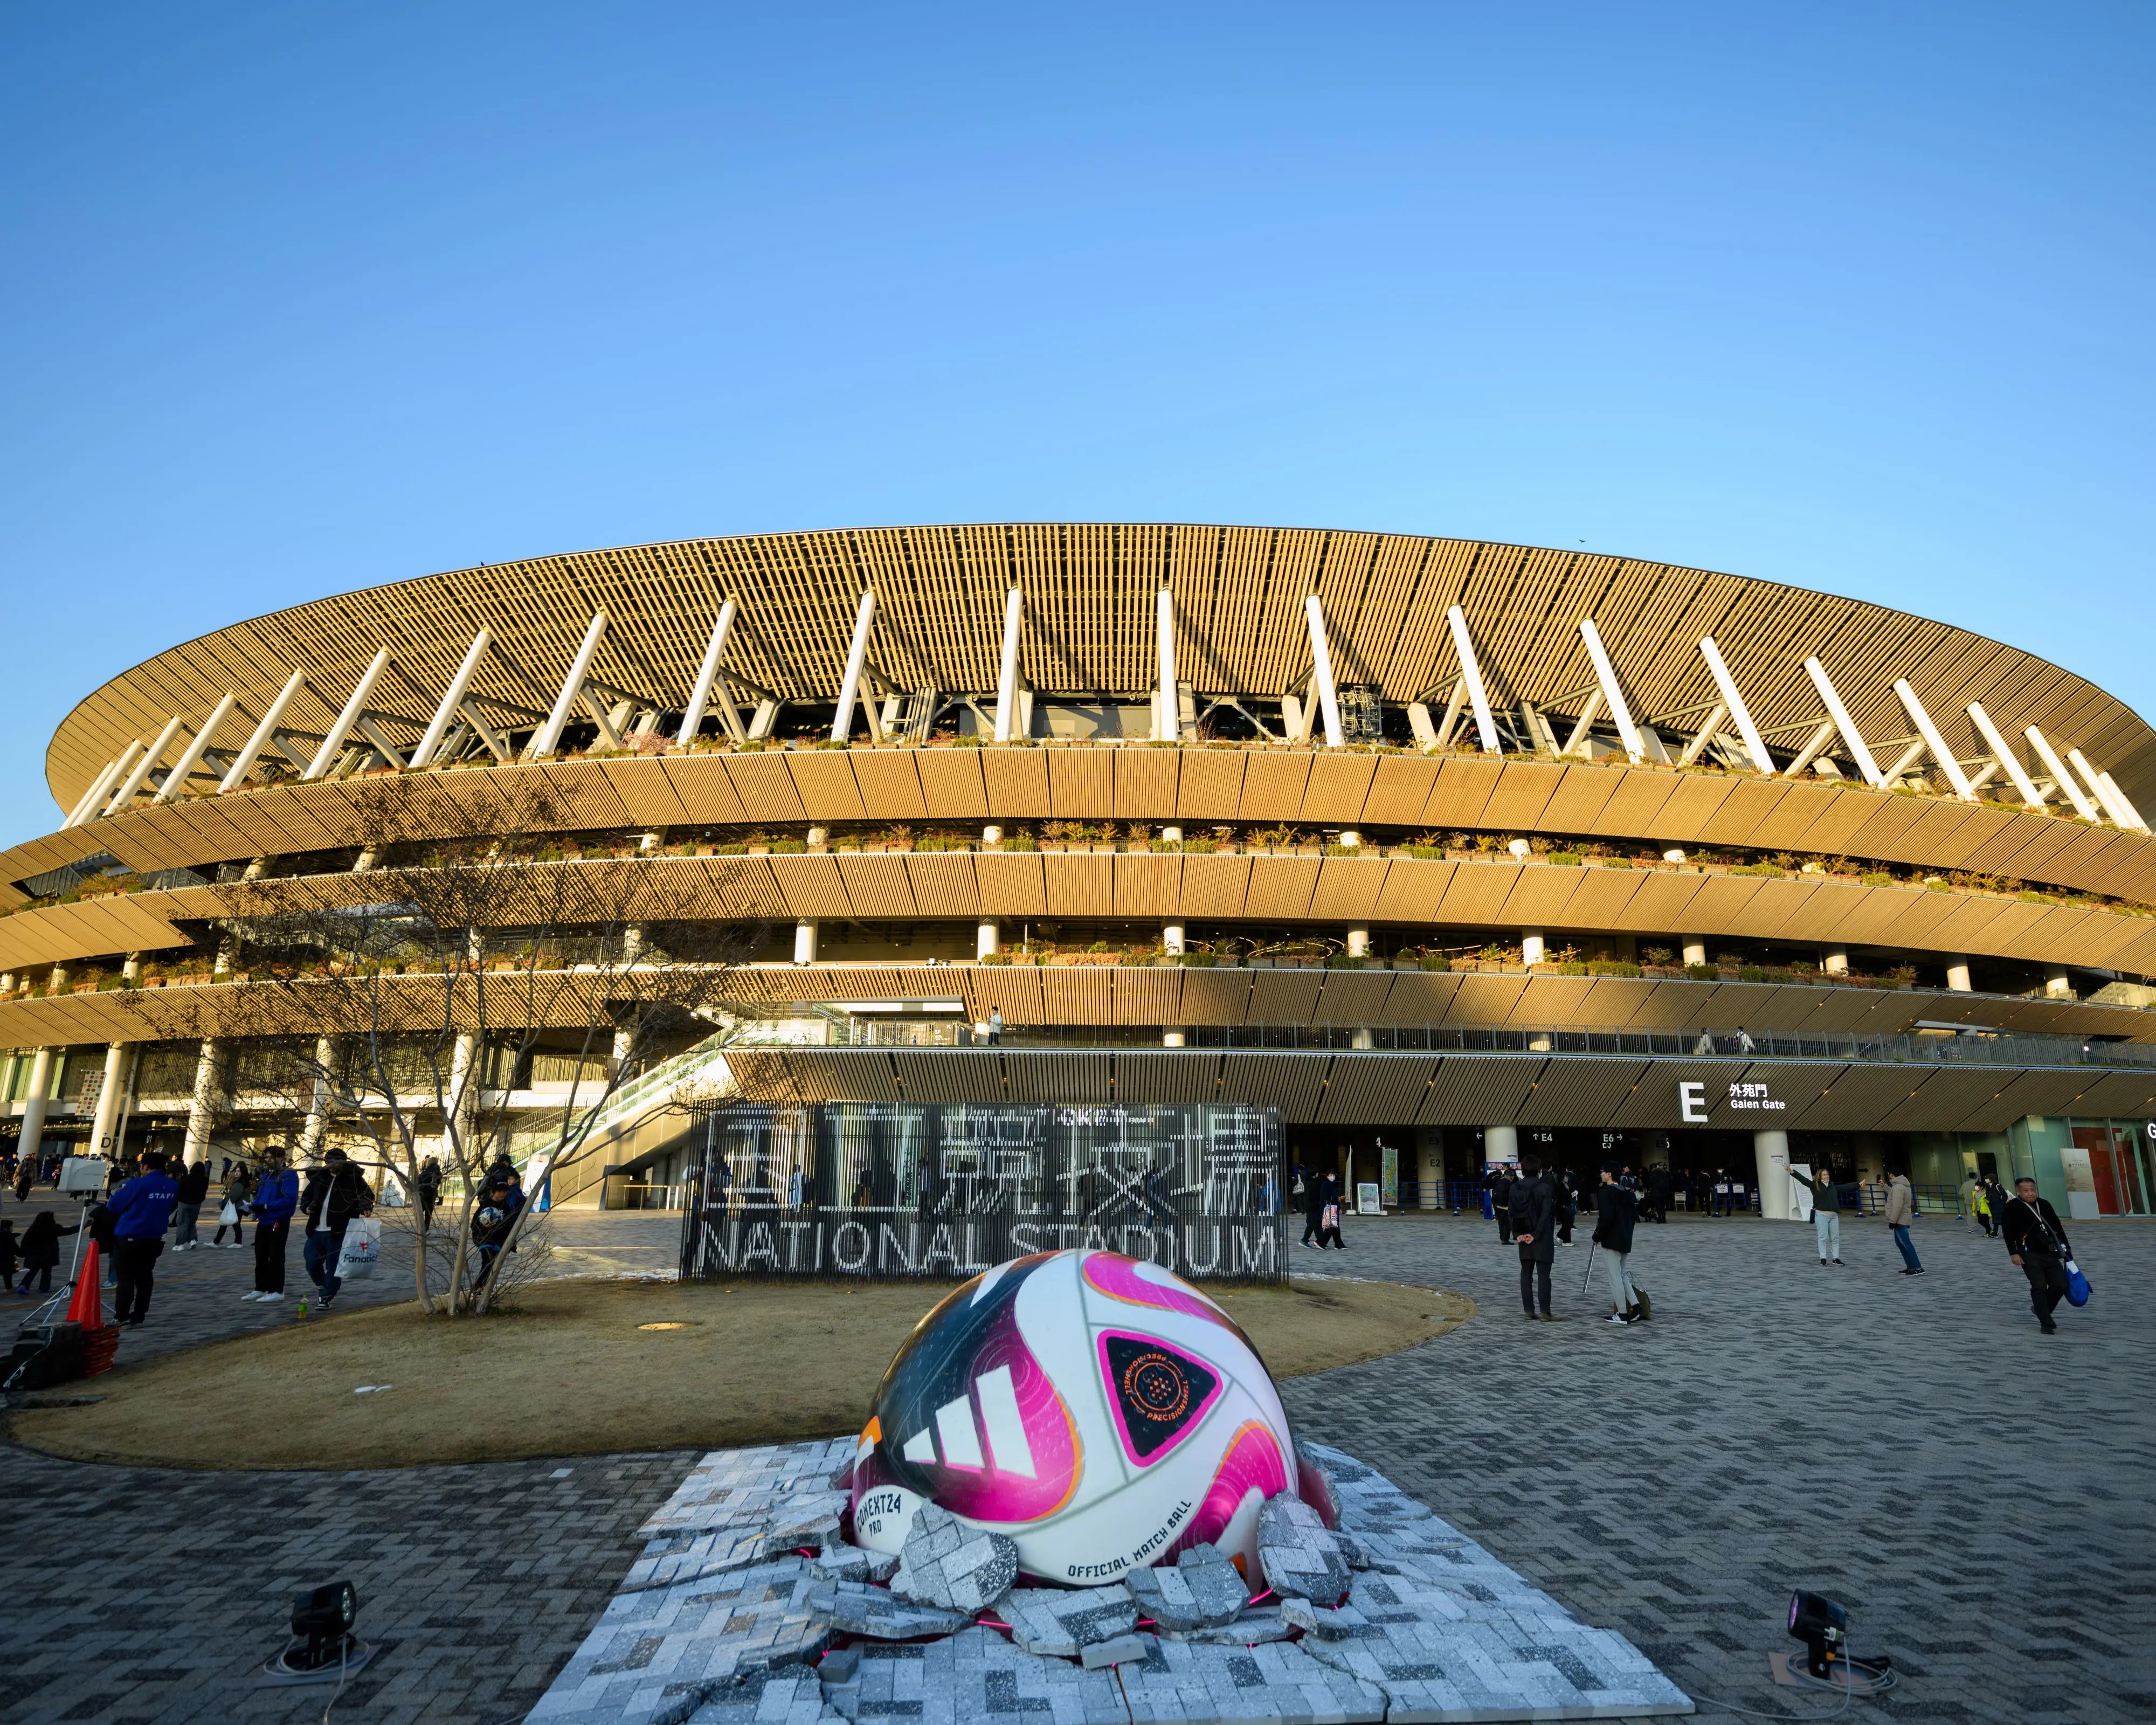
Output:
[{"xmin": 1678, "ymin": 1081, "xmax": 1709, "ymax": 1123}]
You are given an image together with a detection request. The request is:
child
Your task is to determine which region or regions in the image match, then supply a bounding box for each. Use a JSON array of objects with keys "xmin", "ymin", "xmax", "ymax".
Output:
[{"xmin": 16, "ymin": 1211, "xmax": 77, "ymax": 1295}]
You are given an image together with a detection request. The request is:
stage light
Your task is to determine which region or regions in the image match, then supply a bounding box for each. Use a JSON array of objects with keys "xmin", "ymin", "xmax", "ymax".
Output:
[
  {"xmin": 262, "ymin": 1579, "xmax": 377, "ymax": 1684},
  {"xmin": 1787, "ymin": 1590, "xmax": 1848, "ymax": 1679}
]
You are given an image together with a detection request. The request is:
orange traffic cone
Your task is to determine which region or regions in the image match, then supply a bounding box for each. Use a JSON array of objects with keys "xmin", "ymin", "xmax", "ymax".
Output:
[{"xmin": 66, "ymin": 1240, "xmax": 103, "ymax": 1327}]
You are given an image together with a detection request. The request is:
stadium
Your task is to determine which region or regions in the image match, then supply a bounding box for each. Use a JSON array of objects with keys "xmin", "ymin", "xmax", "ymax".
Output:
[{"xmin": 3, "ymin": 522, "xmax": 2153, "ymax": 1237}]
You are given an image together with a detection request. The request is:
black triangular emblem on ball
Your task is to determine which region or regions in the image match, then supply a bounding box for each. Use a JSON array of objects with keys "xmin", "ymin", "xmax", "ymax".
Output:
[{"xmin": 1103, "ymin": 1334, "xmax": 1218, "ymax": 1462}]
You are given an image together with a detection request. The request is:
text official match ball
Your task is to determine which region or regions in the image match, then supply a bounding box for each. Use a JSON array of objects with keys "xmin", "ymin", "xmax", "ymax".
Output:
[{"xmin": 849, "ymin": 1250, "xmax": 1312, "ymax": 1585}]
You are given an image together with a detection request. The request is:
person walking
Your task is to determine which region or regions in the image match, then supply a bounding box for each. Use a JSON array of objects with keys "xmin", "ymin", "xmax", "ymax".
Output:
[
  {"xmin": 13, "ymin": 1211, "xmax": 76, "ymax": 1295},
  {"xmin": 1644, "ymin": 1164, "xmax": 1671, "ymax": 1224},
  {"xmin": 417, "ymin": 1156, "xmax": 443, "ymax": 1231},
  {"xmin": 2000, "ymin": 1176, "xmax": 2075, "ymax": 1334},
  {"xmin": 1978, "ymin": 1177, "xmax": 2004, "ymax": 1238},
  {"xmin": 1300, "ymin": 1165, "xmax": 1324, "ymax": 1247},
  {"xmin": 1312, "ymin": 1171, "xmax": 1346, "ymax": 1250},
  {"xmin": 1802, "ymin": 1165, "xmax": 1856, "ymax": 1265},
  {"xmin": 13, "ymin": 1157, "xmax": 34, "ymax": 1204},
  {"xmin": 1508, "ymin": 1154, "xmax": 1565, "ymax": 1321},
  {"xmin": 169, "ymin": 1158, "xmax": 212, "ymax": 1251},
  {"xmin": 1592, "ymin": 1163, "xmax": 1644, "ymax": 1324},
  {"xmin": 299, "ymin": 1148, "xmax": 374, "ymax": 1311},
  {"xmin": 1492, "ymin": 1163, "xmax": 1517, "ymax": 1246},
  {"xmin": 245, "ymin": 1150, "xmax": 299, "ymax": 1302},
  {"xmin": 1883, "ymin": 1170, "xmax": 1924, "ymax": 1275},
  {"xmin": 107, "ymin": 1150, "xmax": 181, "ymax": 1327},
  {"xmin": 212, "ymin": 1160, "xmax": 253, "ymax": 1248}
]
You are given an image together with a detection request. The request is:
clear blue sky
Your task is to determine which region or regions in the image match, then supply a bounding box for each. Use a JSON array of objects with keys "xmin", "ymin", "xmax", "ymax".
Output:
[{"xmin": 2, "ymin": 3, "xmax": 2149, "ymax": 843}]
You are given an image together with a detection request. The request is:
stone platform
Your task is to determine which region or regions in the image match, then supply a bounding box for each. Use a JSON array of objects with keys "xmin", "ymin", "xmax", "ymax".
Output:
[{"xmin": 527, "ymin": 1439, "xmax": 1691, "ymax": 1725}]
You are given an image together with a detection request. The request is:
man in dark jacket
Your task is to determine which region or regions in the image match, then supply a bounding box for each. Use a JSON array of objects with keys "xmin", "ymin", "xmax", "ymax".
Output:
[
  {"xmin": 1508, "ymin": 1154, "xmax": 1567, "ymax": 1320},
  {"xmin": 108, "ymin": 1150, "xmax": 181, "ymax": 1326},
  {"xmin": 1643, "ymin": 1165, "xmax": 1671, "ymax": 1224},
  {"xmin": 1491, "ymin": 1164, "xmax": 1517, "ymax": 1244},
  {"xmin": 2000, "ymin": 1177, "xmax": 2075, "ymax": 1334},
  {"xmin": 1591, "ymin": 1163, "xmax": 1643, "ymax": 1324},
  {"xmin": 299, "ymin": 1148, "xmax": 374, "ymax": 1310}
]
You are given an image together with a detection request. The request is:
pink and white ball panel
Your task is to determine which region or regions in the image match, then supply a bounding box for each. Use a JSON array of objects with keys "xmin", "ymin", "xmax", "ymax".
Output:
[{"xmin": 849, "ymin": 1250, "xmax": 1308, "ymax": 1586}]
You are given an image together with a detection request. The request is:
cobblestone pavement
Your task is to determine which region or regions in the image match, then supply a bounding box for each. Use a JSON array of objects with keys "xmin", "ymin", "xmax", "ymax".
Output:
[
  {"xmin": 3, "ymin": 1203, "xmax": 2149, "ymax": 1724},
  {"xmin": 1281, "ymin": 1209, "xmax": 2156, "ymax": 1725}
]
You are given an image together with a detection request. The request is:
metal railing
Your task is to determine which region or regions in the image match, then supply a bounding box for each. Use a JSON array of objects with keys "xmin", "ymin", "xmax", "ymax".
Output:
[{"xmin": 786, "ymin": 1017, "xmax": 2155, "ymax": 1070}]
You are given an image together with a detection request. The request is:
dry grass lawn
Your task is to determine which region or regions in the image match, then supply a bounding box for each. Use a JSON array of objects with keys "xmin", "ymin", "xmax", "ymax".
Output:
[{"xmin": 11, "ymin": 1275, "xmax": 1473, "ymax": 1471}]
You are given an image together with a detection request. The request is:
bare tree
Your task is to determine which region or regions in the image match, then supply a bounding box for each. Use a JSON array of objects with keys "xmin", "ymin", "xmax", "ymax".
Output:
[{"xmin": 142, "ymin": 776, "xmax": 761, "ymax": 1315}]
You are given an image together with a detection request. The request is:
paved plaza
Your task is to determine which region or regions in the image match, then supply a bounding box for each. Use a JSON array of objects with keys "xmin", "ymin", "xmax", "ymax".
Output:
[{"xmin": 1, "ymin": 1204, "xmax": 2151, "ymax": 1724}]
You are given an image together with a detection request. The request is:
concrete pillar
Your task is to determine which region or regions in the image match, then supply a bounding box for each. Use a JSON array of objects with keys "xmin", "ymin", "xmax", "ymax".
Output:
[
  {"xmin": 976, "ymin": 919, "xmax": 1000, "ymax": 960},
  {"xmin": 90, "ymin": 1042, "xmax": 134, "ymax": 1157},
  {"xmin": 2045, "ymin": 967, "xmax": 2074, "ymax": 1000},
  {"xmin": 1416, "ymin": 1127, "xmax": 1444, "ymax": 1209},
  {"xmin": 1528, "ymin": 1031, "xmax": 1553, "ymax": 1052},
  {"xmin": 806, "ymin": 826, "xmax": 830, "ymax": 847},
  {"xmin": 1946, "ymin": 956, "xmax": 1973, "ymax": 992},
  {"xmin": 1163, "ymin": 921, "xmax": 1186, "ymax": 956},
  {"xmin": 1161, "ymin": 826, "xmax": 1183, "ymax": 844},
  {"xmin": 1339, "ymin": 831, "xmax": 1362, "ymax": 850},
  {"xmin": 19, "ymin": 1047, "xmax": 55, "ymax": 1165},
  {"xmin": 1823, "ymin": 947, "xmax": 1849, "ymax": 976},
  {"xmin": 121, "ymin": 953, "xmax": 141, "ymax": 982},
  {"xmin": 1163, "ymin": 1029, "xmax": 1187, "ymax": 1048},
  {"xmin": 794, "ymin": 920, "xmax": 819, "ymax": 964},
  {"xmin": 1682, "ymin": 936, "xmax": 1708, "ymax": 968},
  {"xmin": 48, "ymin": 964, "xmax": 71, "ymax": 995},
  {"xmin": 0, "ymin": 973, "xmax": 14, "ymax": 995},
  {"xmin": 1755, "ymin": 1130, "xmax": 1793, "ymax": 1220},
  {"xmin": 1350, "ymin": 1026, "xmax": 1374, "ymax": 1050},
  {"xmin": 184, "ymin": 1039, "xmax": 226, "ymax": 1166},
  {"xmin": 1483, "ymin": 1124, "xmax": 1519, "ymax": 1165},
  {"xmin": 300, "ymin": 1036, "xmax": 336, "ymax": 1157},
  {"xmin": 982, "ymin": 825, "xmax": 1003, "ymax": 846},
  {"xmin": 1346, "ymin": 926, "xmax": 1370, "ymax": 958},
  {"xmin": 1521, "ymin": 932, "xmax": 1546, "ymax": 967}
]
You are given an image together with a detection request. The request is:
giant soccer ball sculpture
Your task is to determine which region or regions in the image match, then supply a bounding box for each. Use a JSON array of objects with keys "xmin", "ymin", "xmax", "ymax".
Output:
[{"xmin": 849, "ymin": 1250, "xmax": 1310, "ymax": 1585}]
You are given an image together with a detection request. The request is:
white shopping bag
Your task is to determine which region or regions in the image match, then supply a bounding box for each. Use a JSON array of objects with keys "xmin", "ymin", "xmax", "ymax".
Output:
[{"xmin": 336, "ymin": 1215, "xmax": 382, "ymax": 1280}]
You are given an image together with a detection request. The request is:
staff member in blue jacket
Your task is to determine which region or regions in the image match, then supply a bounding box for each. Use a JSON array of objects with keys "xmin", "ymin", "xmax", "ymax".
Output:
[
  {"xmin": 107, "ymin": 1151, "xmax": 180, "ymax": 1326},
  {"xmin": 245, "ymin": 1149, "xmax": 300, "ymax": 1303}
]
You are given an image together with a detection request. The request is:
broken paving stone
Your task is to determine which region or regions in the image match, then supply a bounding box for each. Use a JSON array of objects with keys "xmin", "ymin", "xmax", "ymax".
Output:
[
  {"xmin": 1256, "ymin": 1492, "xmax": 1352, "ymax": 1606},
  {"xmin": 891, "ymin": 1502, "xmax": 1018, "ymax": 1614},
  {"xmin": 1124, "ymin": 1543, "xmax": 1250, "ymax": 1631},
  {"xmin": 1294, "ymin": 1441, "xmax": 1345, "ymax": 1528},
  {"xmin": 1279, "ymin": 1596, "xmax": 1373, "ymax": 1643},
  {"xmin": 686, "ymin": 1669, "xmax": 843, "ymax": 1725},
  {"xmin": 806, "ymin": 1579, "xmax": 970, "ymax": 1640},
  {"xmin": 1154, "ymin": 1605, "xmax": 1292, "ymax": 1646},
  {"xmin": 998, "ymin": 1582, "xmax": 1139, "ymax": 1657},
  {"xmin": 1112, "ymin": 1632, "xmax": 1391, "ymax": 1724},
  {"xmin": 1079, "ymin": 1632, "xmax": 1154, "ymax": 1669},
  {"xmin": 811, "ymin": 1542, "xmax": 898, "ymax": 1585}
]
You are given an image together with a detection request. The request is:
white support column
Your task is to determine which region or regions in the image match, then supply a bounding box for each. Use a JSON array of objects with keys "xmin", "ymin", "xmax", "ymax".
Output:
[
  {"xmin": 89, "ymin": 1041, "xmax": 134, "ymax": 1156},
  {"xmin": 2097, "ymin": 770, "xmax": 2148, "ymax": 834},
  {"xmin": 18, "ymin": 1047, "xmax": 54, "ymax": 1165},
  {"xmin": 1433, "ymin": 678, "xmax": 1468, "ymax": 749},
  {"xmin": 1698, "ymin": 637, "xmax": 1776, "ymax": 774},
  {"xmin": 1578, "ymin": 619, "xmax": 1643, "ymax": 761},
  {"xmin": 832, "ymin": 591, "xmax": 876, "ymax": 743},
  {"xmin": 1483, "ymin": 1125, "xmax": 1519, "ymax": 1166},
  {"xmin": 1946, "ymin": 956, "xmax": 1973, "ymax": 992},
  {"xmin": 80, "ymin": 741, "xmax": 144, "ymax": 824},
  {"xmin": 1521, "ymin": 931, "xmax": 1546, "ymax": 967},
  {"xmin": 2070, "ymin": 749, "xmax": 2140, "ymax": 831},
  {"xmin": 1560, "ymin": 689, "xmax": 1606, "ymax": 757},
  {"xmin": 353, "ymin": 714, "xmax": 410, "ymax": 770},
  {"xmin": 1346, "ymin": 926, "xmax": 1370, "ymax": 958},
  {"xmin": 528, "ymin": 615, "xmax": 607, "ymax": 760},
  {"xmin": 220, "ymin": 669, "xmax": 308, "ymax": 792},
  {"xmin": 150, "ymin": 693, "xmax": 239, "ymax": 805},
  {"xmin": 1755, "ymin": 1130, "xmax": 1794, "ymax": 1221},
  {"xmin": 793, "ymin": 919, "xmax": 819, "ymax": 964},
  {"xmin": 1446, "ymin": 606, "xmax": 1501, "ymax": 754},
  {"xmin": 2045, "ymin": 966, "xmax": 2074, "ymax": 1000},
  {"xmin": 107, "ymin": 715, "xmax": 186, "ymax": 813},
  {"xmin": 1965, "ymin": 703, "xmax": 2045, "ymax": 810},
  {"xmin": 65, "ymin": 758, "xmax": 122, "ymax": 827},
  {"xmin": 1163, "ymin": 921, "xmax": 1186, "ymax": 956},
  {"xmin": 1823, "ymin": 947, "xmax": 1849, "ymax": 976},
  {"xmin": 409, "ymin": 630, "xmax": 493, "ymax": 769},
  {"xmin": 1303, "ymin": 595, "xmax": 1344, "ymax": 748},
  {"xmin": 1155, "ymin": 587, "xmax": 1179, "ymax": 743},
  {"xmin": 1682, "ymin": 936, "xmax": 1708, "ymax": 968},
  {"xmin": 1804, "ymin": 658, "xmax": 1885, "ymax": 786},
  {"xmin": 976, "ymin": 919, "xmax": 1000, "ymax": 960},
  {"xmin": 1676, "ymin": 702, "xmax": 1728, "ymax": 768},
  {"xmin": 1878, "ymin": 739, "xmax": 1927, "ymax": 784},
  {"xmin": 1893, "ymin": 680, "xmax": 1975, "ymax": 800},
  {"xmin": 1163, "ymin": 1028, "xmax": 1187, "ymax": 1047},
  {"xmin": 1782, "ymin": 719, "xmax": 1839, "ymax": 779},
  {"xmin": 679, "ymin": 599, "xmax": 738, "ymax": 746},
  {"xmin": 459, "ymin": 701, "xmax": 515, "ymax": 762},
  {"xmin": 2023, "ymin": 726, "xmax": 2100, "ymax": 821},
  {"xmin": 183, "ymin": 1039, "xmax": 226, "ymax": 1166},
  {"xmin": 306, "ymin": 649, "xmax": 392, "ymax": 779},
  {"xmin": 993, "ymin": 588, "xmax": 1024, "ymax": 742}
]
